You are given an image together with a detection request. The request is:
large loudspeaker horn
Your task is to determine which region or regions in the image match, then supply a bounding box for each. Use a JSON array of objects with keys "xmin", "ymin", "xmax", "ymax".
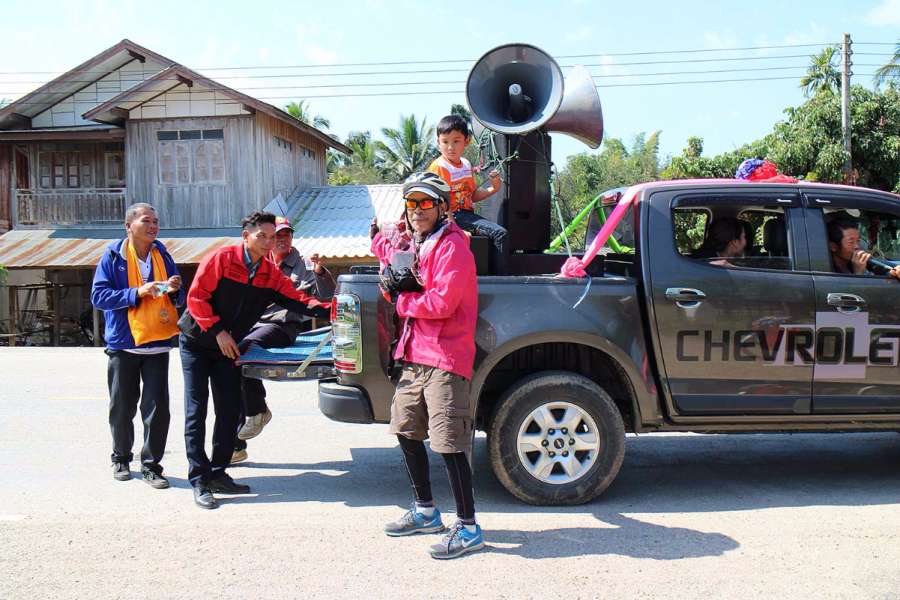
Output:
[
  {"xmin": 466, "ymin": 44, "xmax": 564, "ymax": 135},
  {"xmin": 545, "ymin": 65, "xmax": 604, "ymax": 149},
  {"xmin": 466, "ymin": 44, "xmax": 604, "ymax": 148}
]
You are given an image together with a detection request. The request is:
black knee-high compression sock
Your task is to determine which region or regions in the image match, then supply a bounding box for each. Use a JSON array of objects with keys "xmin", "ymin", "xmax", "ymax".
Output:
[
  {"xmin": 441, "ymin": 452, "xmax": 475, "ymax": 521},
  {"xmin": 397, "ymin": 435, "xmax": 432, "ymax": 504}
]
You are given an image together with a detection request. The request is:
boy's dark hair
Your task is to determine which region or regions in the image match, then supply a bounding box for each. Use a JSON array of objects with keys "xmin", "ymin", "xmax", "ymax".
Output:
[
  {"xmin": 436, "ymin": 114, "xmax": 470, "ymax": 138},
  {"xmin": 241, "ymin": 211, "xmax": 277, "ymax": 231},
  {"xmin": 827, "ymin": 219, "xmax": 859, "ymax": 246}
]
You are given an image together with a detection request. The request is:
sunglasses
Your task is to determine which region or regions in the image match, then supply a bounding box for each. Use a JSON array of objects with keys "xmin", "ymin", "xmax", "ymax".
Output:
[{"xmin": 404, "ymin": 198, "xmax": 438, "ymax": 210}]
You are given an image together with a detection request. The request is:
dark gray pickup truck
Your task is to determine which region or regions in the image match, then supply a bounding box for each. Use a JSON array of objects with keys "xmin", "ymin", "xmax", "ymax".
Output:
[{"xmin": 244, "ymin": 179, "xmax": 900, "ymax": 505}]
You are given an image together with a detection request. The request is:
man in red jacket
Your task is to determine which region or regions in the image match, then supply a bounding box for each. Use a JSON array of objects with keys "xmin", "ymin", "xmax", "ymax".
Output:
[
  {"xmin": 178, "ymin": 211, "xmax": 331, "ymax": 510},
  {"xmin": 373, "ymin": 172, "xmax": 483, "ymax": 559}
]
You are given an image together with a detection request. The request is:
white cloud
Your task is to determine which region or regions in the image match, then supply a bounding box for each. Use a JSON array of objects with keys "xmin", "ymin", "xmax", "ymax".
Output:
[
  {"xmin": 565, "ymin": 26, "xmax": 593, "ymax": 44},
  {"xmin": 703, "ymin": 30, "xmax": 739, "ymax": 49},
  {"xmin": 783, "ymin": 22, "xmax": 831, "ymax": 46},
  {"xmin": 866, "ymin": 0, "xmax": 900, "ymax": 25},
  {"xmin": 304, "ymin": 44, "xmax": 338, "ymax": 66}
]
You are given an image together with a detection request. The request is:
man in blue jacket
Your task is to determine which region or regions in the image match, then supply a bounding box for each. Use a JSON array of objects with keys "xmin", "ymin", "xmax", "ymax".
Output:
[{"xmin": 91, "ymin": 203, "xmax": 184, "ymax": 489}]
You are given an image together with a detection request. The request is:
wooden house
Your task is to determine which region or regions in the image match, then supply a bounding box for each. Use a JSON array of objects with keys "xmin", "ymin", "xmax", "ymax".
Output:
[{"xmin": 0, "ymin": 39, "xmax": 350, "ymax": 345}]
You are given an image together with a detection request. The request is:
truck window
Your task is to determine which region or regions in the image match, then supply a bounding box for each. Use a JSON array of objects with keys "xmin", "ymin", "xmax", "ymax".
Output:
[
  {"xmin": 674, "ymin": 203, "xmax": 794, "ymax": 271},
  {"xmin": 584, "ymin": 201, "xmax": 636, "ymax": 254},
  {"xmin": 823, "ymin": 207, "xmax": 900, "ymax": 274},
  {"xmin": 673, "ymin": 208, "xmax": 709, "ymax": 256}
]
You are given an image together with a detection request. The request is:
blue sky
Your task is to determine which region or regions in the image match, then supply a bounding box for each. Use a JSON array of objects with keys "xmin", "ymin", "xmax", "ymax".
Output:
[{"xmin": 1, "ymin": 0, "xmax": 898, "ymax": 166}]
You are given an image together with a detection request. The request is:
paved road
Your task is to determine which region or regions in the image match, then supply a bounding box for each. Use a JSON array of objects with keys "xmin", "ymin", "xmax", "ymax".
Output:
[{"xmin": 2, "ymin": 347, "xmax": 900, "ymax": 599}]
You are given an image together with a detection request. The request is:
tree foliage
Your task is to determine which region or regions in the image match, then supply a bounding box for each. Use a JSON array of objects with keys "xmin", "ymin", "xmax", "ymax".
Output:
[
  {"xmin": 552, "ymin": 132, "xmax": 661, "ymax": 246},
  {"xmin": 799, "ymin": 46, "xmax": 841, "ymax": 98},
  {"xmin": 376, "ymin": 114, "xmax": 438, "ymax": 181},
  {"xmin": 874, "ymin": 41, "xmax": 900, "ymax": 89},
  {"xmin": 284, "ymin": 100, "xmax": 331, "ymax": 130}
]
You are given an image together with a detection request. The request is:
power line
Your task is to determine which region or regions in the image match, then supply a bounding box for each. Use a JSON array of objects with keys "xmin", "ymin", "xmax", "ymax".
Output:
[
  {"xmin": 1, "ymin": 52, "xmax": 894, "ymax": 85},
  {"xmin": 1, "ymin": 64, "xmax": 891, "ymax": 97},
  {"xmin": 0, "ymin": 41, "xmax": 852, "ymax": 76}
]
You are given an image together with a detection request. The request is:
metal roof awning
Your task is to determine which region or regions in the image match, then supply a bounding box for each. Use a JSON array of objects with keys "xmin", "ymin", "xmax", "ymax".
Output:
[
  {"xmin": 0, "ymin": 125, "xmax": 125, "ymax": 142},
  {"xmin": 0, "ymin": 228, "xmax": 240, "ymax": 269},
  {"xmin": 287, "ymin": 184, "xmax": 404, "ymax": 260}
]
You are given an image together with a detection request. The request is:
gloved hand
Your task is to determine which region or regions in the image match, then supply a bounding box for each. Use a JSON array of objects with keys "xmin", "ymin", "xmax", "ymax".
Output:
[{"xmin": 379, "ymin": 264, "xmax": 424, "ymax": 303}]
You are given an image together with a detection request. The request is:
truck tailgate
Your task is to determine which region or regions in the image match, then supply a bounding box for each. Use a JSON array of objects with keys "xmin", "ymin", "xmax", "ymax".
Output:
[{"xmin": 237, "ymin": 327, "xmax": 335, "ymax": 382}]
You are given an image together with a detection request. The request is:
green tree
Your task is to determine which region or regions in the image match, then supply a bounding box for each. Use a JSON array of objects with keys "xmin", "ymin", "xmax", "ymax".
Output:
[
  {"xmin": 284, "ymin": 100, "xmax": 331, "ymax": 130},
  {"xmin": 799, "ymin": 46, "xmax": 841, "ymax": 98},
  {"xmin": 377, "ymin": 114, "xmax": 437, "ymax": 181},
  {"xmin": 767, "ymin": 85, "xmax": 900, "ymax": 190},
  {"xmin": 553, "ymin": 132, "xmax": 662, "ymax": 246},
  {"xmin": 874, "ymin": 41, "xmax": 900, "ymax": 89},
  {"xmin": 328, "ymin": 131, "xmax": 388, "ymax": 185},
  {"xmin": 661, "ymin": 136, "xmax": 772, "ymax": 180}
]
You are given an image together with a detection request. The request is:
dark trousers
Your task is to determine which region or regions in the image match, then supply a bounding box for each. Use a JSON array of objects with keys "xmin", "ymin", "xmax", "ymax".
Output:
[
  {"xmin": 180, "ymin": 335, "xmax": 242, "ymax": 487},
  {"xmin": 234, "ymin": 322, "xmax": 299, "ymax": 451},
  {"xmin": 454, "ymin": 209, "xmax": 509, "ymax": 275},
  {"xmin": 106, "ymin": 350, "xmax": 170, "ymax": 473}
]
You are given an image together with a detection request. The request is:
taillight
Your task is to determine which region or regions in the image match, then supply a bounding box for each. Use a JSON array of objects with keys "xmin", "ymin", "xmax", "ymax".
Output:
[{"xmin": 332, "ymin": 293, "xmax": 362, "ymax": 374}]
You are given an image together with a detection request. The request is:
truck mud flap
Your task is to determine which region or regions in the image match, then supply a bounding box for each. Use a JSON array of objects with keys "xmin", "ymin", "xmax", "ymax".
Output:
[{"xmin": 237, "ymin": 327, "xmax": 335, "ymax": 382}]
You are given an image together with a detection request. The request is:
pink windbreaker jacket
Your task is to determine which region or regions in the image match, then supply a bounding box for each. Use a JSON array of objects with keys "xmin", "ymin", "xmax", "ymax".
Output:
[{"xmin": 370, "ymin": 221, "xmax": 478, "ymax": 379}]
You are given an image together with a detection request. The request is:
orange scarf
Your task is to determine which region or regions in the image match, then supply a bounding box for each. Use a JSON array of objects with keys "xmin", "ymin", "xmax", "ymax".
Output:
[{"xmin": 125, "ymin": 240, "xmax": 179, "ymax": 346}]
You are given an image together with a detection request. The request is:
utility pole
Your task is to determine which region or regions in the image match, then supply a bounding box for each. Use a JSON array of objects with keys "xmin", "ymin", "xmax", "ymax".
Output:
[{"xmin": 841, "ymin": 33, "xmax": 853, "ymax": 183}]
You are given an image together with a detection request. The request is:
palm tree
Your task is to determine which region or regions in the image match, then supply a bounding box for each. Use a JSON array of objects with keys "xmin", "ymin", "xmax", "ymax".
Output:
[
  {"xmin": 346, "ymin": 131, "xmax": 382, "ymax": 170},
  {"xmin": 377, "ymin": 114, "xmax": 437, "ymax": 180},
  {"xmin": 874, "ymin": 41, "xmax": 900, "ymax": 89},
  {"xmin": 284, "ymin": 100, "xmax": 331, "ymax": 130},
  {"xmin": 800, "ymin": 46, "xmax": 841, "ymax": 97}
]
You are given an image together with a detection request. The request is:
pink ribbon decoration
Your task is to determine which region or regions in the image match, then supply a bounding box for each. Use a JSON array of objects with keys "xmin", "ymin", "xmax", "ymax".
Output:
[{"xmin": 558, "ymin": 189, "xmax": 638, "ymax": 278}]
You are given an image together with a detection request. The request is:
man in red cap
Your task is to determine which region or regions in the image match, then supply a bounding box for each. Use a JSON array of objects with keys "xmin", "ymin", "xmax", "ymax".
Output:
[{"xmin": 232, "ymin": 215, "xmax": 335, "ymax": 462}]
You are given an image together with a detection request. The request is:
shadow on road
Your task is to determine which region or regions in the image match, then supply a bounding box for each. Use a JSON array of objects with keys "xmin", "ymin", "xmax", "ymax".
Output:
[
  {"xmin": 487, "ymin": 513, "xmax": 739, "ymax": 560},
  {"xmin": 223, "ymin": 432, "xmax": 900, "ymax": 516}
]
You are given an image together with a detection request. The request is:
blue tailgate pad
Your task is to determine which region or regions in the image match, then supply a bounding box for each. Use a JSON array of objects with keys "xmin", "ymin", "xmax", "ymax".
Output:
[{"xmin": 237, "ymin": 327, "xmax": 335, "ymax": 381}]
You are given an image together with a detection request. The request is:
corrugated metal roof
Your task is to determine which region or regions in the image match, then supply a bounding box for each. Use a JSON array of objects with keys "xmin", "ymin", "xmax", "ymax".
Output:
[
  {"xmin": 287, "ymin": 185, "xmax": 405, "ymax": 259},
  {"xmin": 0, "ymin": 229, "xmax": 240, "ymax": 269},
  {"xmin": 0, "ymin": 184, "xmax": 407, "ymax": 268}
]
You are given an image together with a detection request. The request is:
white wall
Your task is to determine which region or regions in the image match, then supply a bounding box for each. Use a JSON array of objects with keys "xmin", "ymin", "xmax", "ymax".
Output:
[{"xmin": 31, "ymin": 58, "xmax": 169, "ymax": 128}]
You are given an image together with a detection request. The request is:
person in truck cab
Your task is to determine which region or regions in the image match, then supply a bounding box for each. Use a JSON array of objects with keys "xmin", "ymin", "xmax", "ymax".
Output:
[
  {"xmin": 373, "ymin": 171, "xmax": 485, "ymax": 559},
  {"xmin": 827, "ymin": 219, "xmax": 900, "ymax": 279},
  {"xmin": 692, "ymin": 217, "xmax": 748, "ymax": 266}
]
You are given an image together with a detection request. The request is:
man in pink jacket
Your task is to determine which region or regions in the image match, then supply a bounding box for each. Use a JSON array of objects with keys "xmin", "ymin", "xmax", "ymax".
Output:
[{"xmin": 371, "ymin": 172, "xmax": 483, "ymax": 559}]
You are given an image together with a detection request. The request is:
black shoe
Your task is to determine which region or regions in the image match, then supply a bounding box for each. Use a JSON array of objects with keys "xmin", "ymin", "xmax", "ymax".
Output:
[
  {"xmin": 142, "ymin": 469, "xmax": 170, "ymax": 489},
  {"xmin": 112, "ymin": 462, "xmax": 131, "ymax": 481},
  {"xmin": 193, "ymin": 486, "xmax": 218, "ymax": 510},
  {"xmin": 208, "ymin": 474, "xmax": 251, "ymax": 494}
]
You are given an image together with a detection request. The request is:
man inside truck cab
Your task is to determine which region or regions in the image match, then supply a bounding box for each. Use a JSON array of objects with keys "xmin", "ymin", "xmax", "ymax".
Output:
[{"xmin": 827, "ymin": 219, "xmax": 900, "ymax": 279}]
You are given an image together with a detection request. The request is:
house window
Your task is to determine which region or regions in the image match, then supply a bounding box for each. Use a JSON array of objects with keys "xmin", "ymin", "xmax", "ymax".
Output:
[
  {"xmin": 157, "ymin": 129, "xmax": 225, "ymax": 185},
  {"xmin": 38, "ymin": 150, "xmax": 94, "ymax": 189},
  {"xmin": 105, "ymin": 151, "xmax": 125, "ymax": 187}
]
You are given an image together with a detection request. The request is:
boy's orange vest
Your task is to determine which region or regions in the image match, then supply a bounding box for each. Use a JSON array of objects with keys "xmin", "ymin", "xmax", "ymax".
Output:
[{"xmin": 427, "ymin": 156, "xmax": 477, "ymax": 212}]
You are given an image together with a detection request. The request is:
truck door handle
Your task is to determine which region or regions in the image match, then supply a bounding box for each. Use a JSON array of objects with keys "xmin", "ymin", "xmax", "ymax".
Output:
[
  {"xmin": 665, "ymin": 287, "xmax": 706, "ymax": 307},
  {"xmin": 827, "ymin": 292, "xmax": 866, "ymax": 312}
]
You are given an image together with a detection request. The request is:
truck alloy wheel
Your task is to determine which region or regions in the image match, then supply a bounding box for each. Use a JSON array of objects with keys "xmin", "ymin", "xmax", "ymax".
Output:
[
  {"xmin": 488, "ymin": 371, "xmax": 626, "ymax": 505},
  {"xmin": 516, "ymin": 401, "xmax": 601, "ymax": 484}
]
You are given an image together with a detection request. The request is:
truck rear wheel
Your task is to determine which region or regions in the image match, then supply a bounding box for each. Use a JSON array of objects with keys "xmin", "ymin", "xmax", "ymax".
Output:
[{"xmin": 488, "ymin": 371, "xmax": 626, "ymax": 505}]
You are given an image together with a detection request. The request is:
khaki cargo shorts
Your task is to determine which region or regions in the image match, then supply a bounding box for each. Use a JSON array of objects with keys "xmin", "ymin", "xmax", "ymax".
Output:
[{"xmin": 389, "ymin": 362, "xmax": 473, "ymax": 454}]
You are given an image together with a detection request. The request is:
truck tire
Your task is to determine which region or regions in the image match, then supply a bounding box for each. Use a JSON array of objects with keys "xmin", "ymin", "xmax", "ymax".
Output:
[{"xmin": 488, "ymin": 371, "xmax": 626, "ymax": 505}]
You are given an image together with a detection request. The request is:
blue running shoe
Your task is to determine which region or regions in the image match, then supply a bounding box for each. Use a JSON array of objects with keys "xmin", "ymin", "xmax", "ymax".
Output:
[
  {"xmin": 384, "ymin": 505, "xmax": 445, "ymax": 537},
  {"xmin": 429, "ymin": 520, "xmax": 485, "ymax": 559}
]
